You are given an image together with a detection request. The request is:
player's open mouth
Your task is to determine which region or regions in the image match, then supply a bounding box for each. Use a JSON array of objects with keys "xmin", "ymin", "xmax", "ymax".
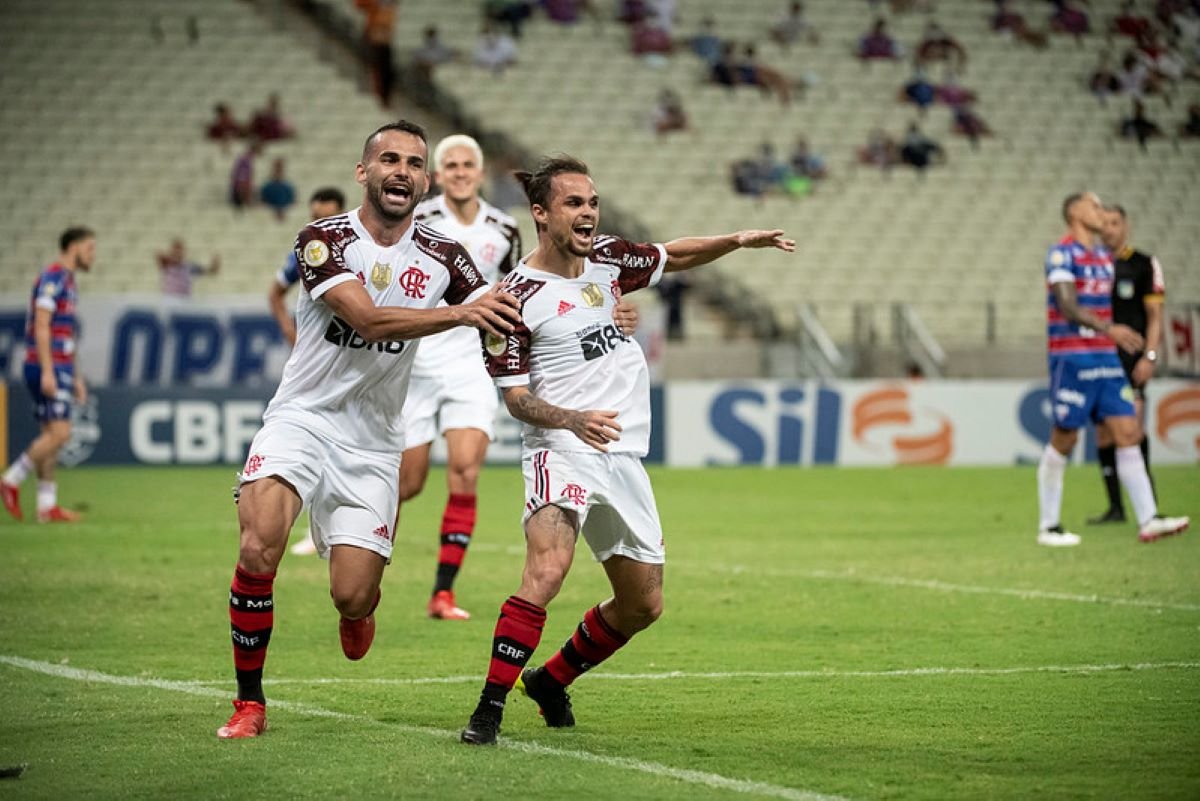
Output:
[
  {"xmin": 383, "ymin": 184, "xmax": 412, "ymax": 202},
  {"xmin": 573, "ymin": 223, "xmax": 595, "ymax": 242}
]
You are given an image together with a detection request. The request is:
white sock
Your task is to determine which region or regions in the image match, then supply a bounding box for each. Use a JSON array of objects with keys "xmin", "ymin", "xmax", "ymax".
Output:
[
  {"xmin": 1037, "ymin": 444, "xmax": 1067, "ymax": 530},
  {"xmin": 37, "ymin": 481, "xmax": 56, "ymax": 514},
  {"xmin": 3, "ymin": 453, "xmax": 34, "ymax": 486},
  {"xmin": 1115, "ymin": 445, "xmax": 1157, "ymax": 527}
]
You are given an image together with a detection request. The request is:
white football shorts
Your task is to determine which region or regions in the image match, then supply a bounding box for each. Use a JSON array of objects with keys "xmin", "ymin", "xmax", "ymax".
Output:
[
  {"xmin": 402, "ymin": 363, "xmax": 498, "ymax": 450},
  {"xmin": 521, "ymin": 450, "xmax": 664, "ymax": 564},
  {"xmin": 239, "ymin": 419, "xmax": 399, "ymax": 561}
]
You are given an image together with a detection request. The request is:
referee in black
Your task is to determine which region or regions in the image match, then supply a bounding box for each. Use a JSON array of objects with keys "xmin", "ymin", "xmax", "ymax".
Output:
[{"xmin": 1090, "ymin": 204, "xmax": 1165, "ymax": 523}]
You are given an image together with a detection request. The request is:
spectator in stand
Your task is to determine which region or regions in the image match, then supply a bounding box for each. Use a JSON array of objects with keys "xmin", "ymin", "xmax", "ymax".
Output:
[
  {"xmin": 474, "ymin": 21, "xmax": 519, "ymax": 73},
  {"xmin": 157, "ymin": 239, "xmax": 220, "ymax": 298},
  {"xmin": 207, "ymin": 103, "xmax": 244, "ymax": 149},
  {"xmin": 755, "ymin": 142, "xmax": 789, "ymax": 190},
  {"xmin": 651, "ymin": 89, "xmax": 687, "ymax": 136},
  {"xmin": 356, "ymin": 0, "xmax": 398, "ymax": 108},
  {"xmin": 731, "ymin": 158, "xmax": 769, "ymax": 198},
  {"xmin": 1120, "ymin": 99, "xmax": 1164, "ymax": 149},
  {"xmin": 1117, "ymin": 50, "xmax": 1158, "ymax": 97},
  {"xmin": 1090, "ymin": 52, "xmax": 1122, "ymax": 103},
  {"xmin": 992, "ymin": 0, "xmax": 1049, "ymax": 48},
  {"xmin": 789, "ymin": 136, "xmax": 828, "ymax": 181},
  {"xmin": 617, "ymin": 0, "xmax": 648, "ymax": 24},
  {"xmin": 902, "ymin": 67, "xmax": 937, "ymax": 113},
  {"xmin": 936, "ymin": 74, "xmax": 977, "ymax": 107},
  {"xmin": 1051, "ymin": 1, "xmax": 1091, "ymax": 42},
  {"xmin": 687, "ymin": 16, "xmax": 723, "ymax": 64},
  {"xmin": 1135, "ymin": 28, "xmax": 1189, "ymax": 83},
  {"xmin": 544, "ymin": 0, "xmax": 593, "ymax": 24},
  {"xmin": 631, "ymin": 15, "xmax": 673, "ymax": 59},
  {"xmin": 250, "ymin": 94, "xmax": 294, "ymax": 142},
  {"xmin": 414, "ymin": 25, "xmax": 459, "ymax": 85},
  {"xmin": 1181, "ymin": 102, "xmax": 1200, "ymax": 136},
  {"xmin": 647, "ymin": 0, "xmax": 677, "ymax": 36},
  {"xmin": 1111, "ymin": 0, "xmax": 1153, "ymax": 39},
  {"xmin": 858, "ymin": 18, "xmax": 903, "ymax": 60},
  {"xmin": 952, "ymin": 102, "xmax": 993, "ymax": 148},
  {"xmin": 230, "ymin": 141, "xmax": 260, "ymax": 210},
  {"xmin": 916, "ymin": 22, "xmax": 968, "ymax": 76},
  {"xmin": 738, "ymin": 44, "xmax": 795, "ymax": 103},
  {"xmin": 485, "ymin": 0, "xmax": 533, "ymax": 38},
  {"xmin": 260, "ymin": 158, "xmax": 297, "ymax": 221},
  {"xmin": 710, "ymin": 42, "xmax": 738, "ymax": 87},
  {"xmin": 900, "ymin": 123, "xmax": 946, "ymax": 171},
  {"xmin": 770, "ymin": 1, "xmax": 820, "ymax": 48},
  {"xmin": 859, "ymin": 128, "xmax": 899, "ymax": 169}
]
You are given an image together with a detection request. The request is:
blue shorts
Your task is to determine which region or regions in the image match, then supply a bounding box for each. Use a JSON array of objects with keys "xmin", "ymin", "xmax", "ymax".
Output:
[
  {"xmin": 1048, "ymin": 359, "xmax": 1135, "ymax": 431},
  {"xmin": 24, "ymin": 363, "xmax": 73, "ymax": 423}
]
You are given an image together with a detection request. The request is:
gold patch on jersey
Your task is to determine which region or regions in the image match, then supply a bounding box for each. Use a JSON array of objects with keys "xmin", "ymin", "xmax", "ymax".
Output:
[
  {"xmin": 581, "ymin": 283, "xmax": 604, "ymax": 308},
  {"xmin": 303, "ymin": 240, "xmax": 329, "ymax": 267},
  {"xmin": 1049, "ymin": 250, "xmax": 1066, "ymax": 267},
  {"xmin": 370, "ymin": 262, "xmax": 393, "ymax": 290},
  {"xmin": 484, "ymin": 333, "xmax": 507, "ymax": 356}
]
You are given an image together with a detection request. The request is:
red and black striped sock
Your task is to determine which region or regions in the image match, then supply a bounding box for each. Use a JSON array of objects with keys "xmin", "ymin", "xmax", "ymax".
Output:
[
  {"xmin": 479, "ymin": 595, "xmax": 545, "ymax": 711},
  {"xmin": 434, "ymin": 493, "xmax": 476, "ymax": 594},
  {"xmin": 229, "ymin": 566, "xmax": 275, "ymax": 704},
  {"xmin": 544, "ymin": 605, "xmax": 629, "ymax": 687}
]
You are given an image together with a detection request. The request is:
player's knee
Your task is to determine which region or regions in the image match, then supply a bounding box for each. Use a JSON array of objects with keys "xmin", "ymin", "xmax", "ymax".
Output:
[
  {"xmin": 330, "ymin": 583, "xmax": 377, "ymax": 619},
  {"xmin": 237, "ymin": 537, "xmax": 280, "ymax": 574},
  {"xmin": 619, "ymin": 596, "xmax": 663, "ymax": 633},
  {"xmin": 447, "ymin": 462, "xmax": 480, "ymax": 493},
  {"xmin": 46, "ymin": 425, "xmax": 72, "ymax": 449},
  {"xmin": 522, "ymin": 562, "xmax": 568, "ymax": 601}
]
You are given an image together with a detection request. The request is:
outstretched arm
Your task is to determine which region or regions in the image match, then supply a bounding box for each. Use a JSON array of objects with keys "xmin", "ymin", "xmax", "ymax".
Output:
[
  {"xmin": 501, "ymin": 385, "xmax": 622, "ymax": 453},
  {"xmin": 664, "ymin": 229, "xmax": 795, "ymax": 273}
]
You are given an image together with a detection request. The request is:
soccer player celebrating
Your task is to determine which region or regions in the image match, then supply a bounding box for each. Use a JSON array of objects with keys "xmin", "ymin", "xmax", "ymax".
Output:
[
  {"xmin": 1036, "ymin": 192, "xmax": 1187, "ymax": 547},
  {"xmin": 1088, "ymin": 204, "xmax": 1166, "ymax": 524},
  {"xmin": 217, "ymin": 120, "xmax": 521, "ymax": 739},
  {"xmin": 401, "ymin": 134, "xmax": 522, "ymax": 620},
  {"xmin": 1, "ymin": 227, "xmax": 95, "ymax": 523},
  {"xmin": 459, "ymin": 155, "xmax": 794, "ymax": 745}
]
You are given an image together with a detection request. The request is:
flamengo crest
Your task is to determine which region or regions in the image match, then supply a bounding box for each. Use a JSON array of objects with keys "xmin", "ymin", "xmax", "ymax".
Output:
[{"xmin": 399, "ymin": 265, "xmax": 430, "ymax": 298}]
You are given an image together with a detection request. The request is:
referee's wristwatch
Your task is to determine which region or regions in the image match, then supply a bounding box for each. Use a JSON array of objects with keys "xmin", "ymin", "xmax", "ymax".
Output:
[{"xmin": 1144, "ymin": 350, "xmax": 1157, "ymax": 363}]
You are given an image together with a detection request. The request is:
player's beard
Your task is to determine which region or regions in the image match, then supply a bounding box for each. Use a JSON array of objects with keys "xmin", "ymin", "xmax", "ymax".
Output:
[{"xmin": 367, "ymin": 176, "xmax": 422, "ymax": 223}]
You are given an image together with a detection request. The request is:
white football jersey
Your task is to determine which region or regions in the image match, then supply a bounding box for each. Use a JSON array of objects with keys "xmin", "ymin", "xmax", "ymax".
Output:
[
  {"xmin": 410, "ymin": 194, "xmax": 521, "ymax": 377},
  {"xmin": 485, "ymin": 235, "xmax": 666, "ymax": 456},
  {"xmin": 264, "ymin": 207, "xmax": 488, "ymax": 454}
]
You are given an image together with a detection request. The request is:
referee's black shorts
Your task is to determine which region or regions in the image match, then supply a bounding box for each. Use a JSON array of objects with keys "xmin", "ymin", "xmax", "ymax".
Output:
[{"xmin": 1119, "ymin": 350, "xmax": 1147, "ymax": 400}]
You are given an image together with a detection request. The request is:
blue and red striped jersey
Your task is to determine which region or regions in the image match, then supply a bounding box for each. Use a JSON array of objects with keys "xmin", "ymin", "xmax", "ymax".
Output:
[
  {"xmin": 24, "ymin": 263, "xmax": 78, "ymax": 368},
  {"xmin": 1044, "ymin": 236, "xmax": 1122, "ymax": 368}
]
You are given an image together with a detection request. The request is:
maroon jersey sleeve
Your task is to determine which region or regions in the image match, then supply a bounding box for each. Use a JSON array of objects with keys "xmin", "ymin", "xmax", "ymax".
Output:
[
  {"xmin": 295, "ymin": 220, "xmax": 357, "ymax": 297},
  {"xmin": 591, "ymin": 237, "xmax": 666, "ymax": 295},
  {"xmin": 482, "ymin": 319, "xmax": 531, "ymax": 387},
  {"xmin": 414, "ymin": 224, "xmax": 488, "ymax": 305}
]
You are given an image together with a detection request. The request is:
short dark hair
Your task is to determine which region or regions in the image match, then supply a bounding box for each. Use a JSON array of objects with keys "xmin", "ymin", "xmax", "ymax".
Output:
[
  {"xmin": 1061, "ymin": 192, "xmax": 1084, "ymax": 224},
  {"xmin": 1106, "ymin": 203, "xmax": 1127, "ymax": 220},
  {"xmin": 362, "ymin": 120, "xmax": 428, "ymax": 161},
  {"xmin": 60, "ymin": 226, "xmax": 94, "ymax": 252},
  {"xmin": 309, "ymin": 186, "xmax": 346, "ymax": 210},
  {"xmin": 516, "ymin": 155, "xmax": 591, "ymax": 209}
]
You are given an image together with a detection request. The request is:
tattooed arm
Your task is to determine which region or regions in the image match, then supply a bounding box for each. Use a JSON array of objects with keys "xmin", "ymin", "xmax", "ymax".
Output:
[
  {"xmin": 502, "ymin": 386, "xmax": 622, "ymax": 452},
  {"xmin": 1051, "ymin": 281, "xmax": 1143, "ymax": 354}
]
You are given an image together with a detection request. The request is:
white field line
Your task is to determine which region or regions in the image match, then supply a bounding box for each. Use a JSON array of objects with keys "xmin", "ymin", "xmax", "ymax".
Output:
[
  {"xmin": 0, "ymin": 655, "xmax": 850, "ymax": 801},
  {"xmin": 389, "ymin": 537, "xmax": 1200, "ymax": 612},
  {"xmin": 171, "ymin": 660, "xmax": 1200, "ymax": 688}
]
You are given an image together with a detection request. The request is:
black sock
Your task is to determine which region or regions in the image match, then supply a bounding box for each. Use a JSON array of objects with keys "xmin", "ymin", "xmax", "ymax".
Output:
[
  {"xmin": 1097, "ymin": 445, "xmax": 1122, "ymax": 513},
  {"xmin": 1140, "ymin": 436, "xmax": 1156, "ymax": 502},
  {"xmin": 433, "ymin": 562, "xmax": 458, "ymax": 594},
  {"xmin": 236, "ymin": 668, "xmax": 266, "ymax": 705}
]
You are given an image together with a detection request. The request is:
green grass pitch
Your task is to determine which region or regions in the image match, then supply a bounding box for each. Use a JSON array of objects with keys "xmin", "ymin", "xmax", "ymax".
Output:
[{"xmin": 0, "ymin": 464, "xmax": 1197, "ymax": 800}]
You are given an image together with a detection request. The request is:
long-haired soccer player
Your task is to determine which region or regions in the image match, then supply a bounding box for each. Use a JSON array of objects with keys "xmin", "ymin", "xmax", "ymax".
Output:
[{"xmin": 460, "ymin": 155, "xmax": 794, "ymax": 744}]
